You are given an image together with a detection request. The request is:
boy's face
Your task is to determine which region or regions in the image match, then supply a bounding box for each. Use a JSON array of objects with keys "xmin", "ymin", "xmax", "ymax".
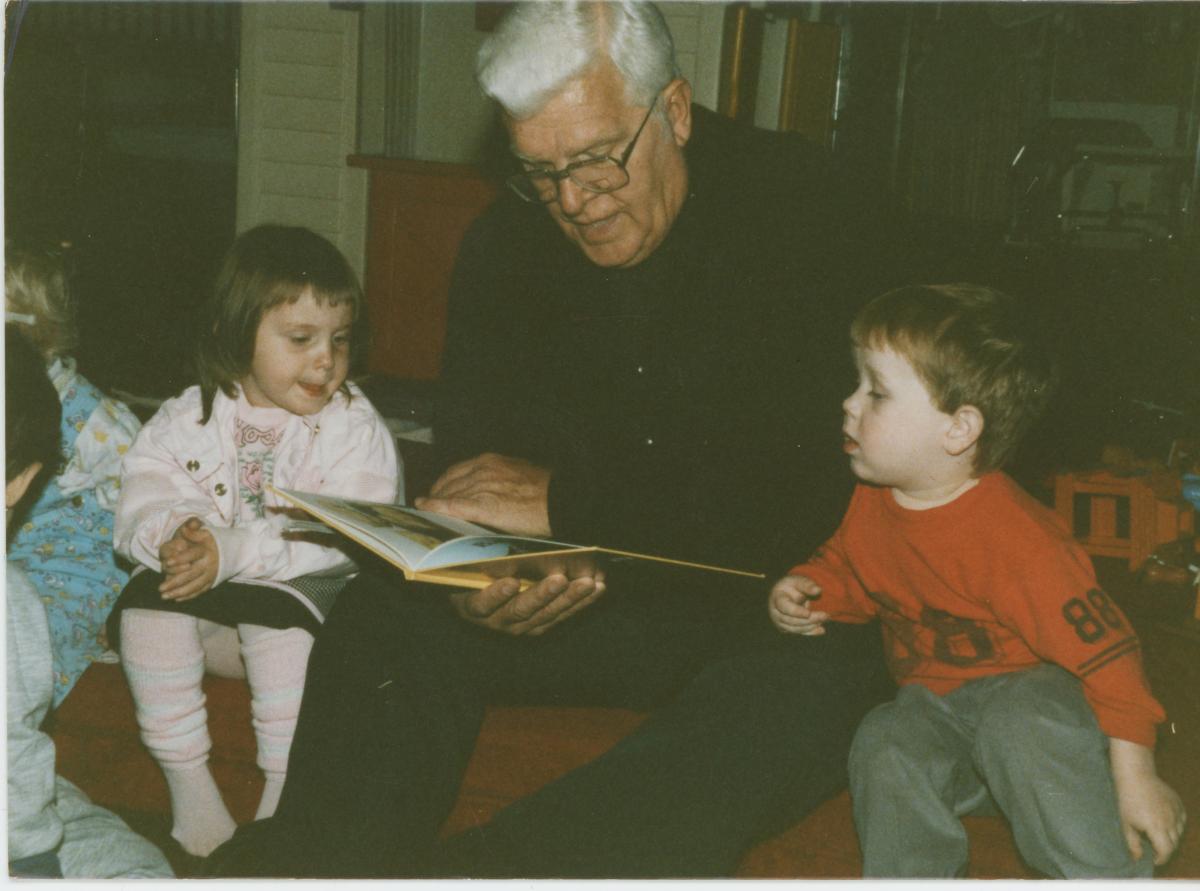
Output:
[{"xmin": 842, "ymin": 345, "xmax": 957, "ymax": 495}]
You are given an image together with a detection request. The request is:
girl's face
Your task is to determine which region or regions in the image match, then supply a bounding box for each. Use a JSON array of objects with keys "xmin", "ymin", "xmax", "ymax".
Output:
[{"xmin": 240, "ymin": 287, "xmax": 353, "ymax": 416}]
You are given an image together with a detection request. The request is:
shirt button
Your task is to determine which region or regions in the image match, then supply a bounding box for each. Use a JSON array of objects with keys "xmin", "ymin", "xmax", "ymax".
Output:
[
  {"xmin": 644, "ymin": 437, "xmax": 655, "ymax": 446},
  {"xmin": 186, "ymin": 460, "xmax": 200, "ymax": 472},
  {"xmin": 214, "ymin": 483, "xmax": 227, "ymax": 496},
  {"xmin": 635, "ymin": 365, "xmax": 645, "ymax": 375}
]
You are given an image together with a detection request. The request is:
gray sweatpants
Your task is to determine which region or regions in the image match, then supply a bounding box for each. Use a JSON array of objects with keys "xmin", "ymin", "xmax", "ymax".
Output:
[{"xmin": 848, "ymin": 664, "xmax": 1153, "ymax": 878}]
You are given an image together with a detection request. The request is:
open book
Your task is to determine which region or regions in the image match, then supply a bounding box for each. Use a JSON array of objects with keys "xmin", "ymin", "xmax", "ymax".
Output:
[{"xmin": 274, "ymin": 487, "xmax": 764, "ymax": 589}]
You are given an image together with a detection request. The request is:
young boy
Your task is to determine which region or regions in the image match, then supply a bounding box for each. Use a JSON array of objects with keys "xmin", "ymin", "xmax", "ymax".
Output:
[
  {"xmin": 6, "ymin": 325, "xmax": 173, "ymax": 879},
  {"xmin": 768, "ymin": 285, "xmax": 1185, "ymax": 878}
]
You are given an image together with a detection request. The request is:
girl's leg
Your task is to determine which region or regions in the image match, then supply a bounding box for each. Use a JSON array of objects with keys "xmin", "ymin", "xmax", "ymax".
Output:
[
  {"xmin": 849, "ymin": 683, "xmax": 984, "ymax": 877},
  {"xmin": 973, "ymin": 664, "xmax": 1152, "ymax": 878},
  {"xmin": 237, "ymin": 624, "xmax": 315, "ymax": 821},
  {"xmin": 198, "ymin": 619, "xmax": 245, "ymax": 679},
  {"xmin": 119, "ymin": 608, "xmax": 236, "ymax": 856}
]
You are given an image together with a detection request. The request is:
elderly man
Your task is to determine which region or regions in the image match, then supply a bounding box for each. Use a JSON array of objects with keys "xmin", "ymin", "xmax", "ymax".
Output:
[{"xmin": 208, "ymin": 0, "xmax": 905, "ymax": 878}]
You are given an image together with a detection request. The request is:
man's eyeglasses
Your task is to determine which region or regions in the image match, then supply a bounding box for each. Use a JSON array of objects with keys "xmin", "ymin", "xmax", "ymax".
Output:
[{"xmin": 507, "ymin": 98, "xmax": 659, "ymax": 205}]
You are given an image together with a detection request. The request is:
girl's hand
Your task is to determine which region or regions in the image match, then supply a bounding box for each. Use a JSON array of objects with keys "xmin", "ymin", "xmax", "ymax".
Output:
[
  {"xmin": 158, "ymin": 518, "xmax": 219, "ymax": 602},
  {"xmin": 1111, "ymin": 737, "xmax": 1187, "ymax": 865},
  {"xmin": 769, "ymin": 574, "xmax": 828, "ymax": 635}
]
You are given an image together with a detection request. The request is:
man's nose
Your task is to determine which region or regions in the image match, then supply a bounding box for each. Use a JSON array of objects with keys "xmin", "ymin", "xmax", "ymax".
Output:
[
  {"xmin": 842, "ymin": 392, "xmax": 859, "ymax": 417},
  {"xmin": 556, "ymin": 177, "xmax": 590, "ymax": 216}
]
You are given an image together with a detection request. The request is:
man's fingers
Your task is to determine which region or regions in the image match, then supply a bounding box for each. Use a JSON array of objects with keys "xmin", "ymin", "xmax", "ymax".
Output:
[
  {"xmin": 415, "ymin": 496, "xmax": 484, "ymax": 525},
  {"xmin": 453, "ymin": 574, "xmax": 600, "ymax": 635},
  {"xmin": 502, "ymin": 576, "xmax": 572, "ymax": 625},
  {"xmin": 527, "ymin": 584, "xmax": 605, "ymax": 636},
  {"xmin": 518, "ymin": 576, "xmax": 599, "ymax": 630},
  {"xmin": 426, "ymin": 456, "xmax": 492, "ymax": 499},
  {"xmin": 456, "ymin": 578, "xmax": 522, "ymax": 619}
]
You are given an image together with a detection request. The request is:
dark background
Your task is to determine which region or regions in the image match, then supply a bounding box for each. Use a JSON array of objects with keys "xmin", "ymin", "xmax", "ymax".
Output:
[{"xmin": 5, "ymin": 1, "xmax": 1199, "ymax": 482}]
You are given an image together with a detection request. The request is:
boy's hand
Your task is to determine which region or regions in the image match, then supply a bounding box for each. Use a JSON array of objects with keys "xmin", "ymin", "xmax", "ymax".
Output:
[
  {"xmin": 1110, "ymin": 737, "xmax": 1187, "ymax": 865},
  {"xmin": 158, "ymin": 517, "xmax": 218, "ymax": 602},
  {"xmin": 769, "ymin": 574, "xmax": 828, "ymax": 635}
]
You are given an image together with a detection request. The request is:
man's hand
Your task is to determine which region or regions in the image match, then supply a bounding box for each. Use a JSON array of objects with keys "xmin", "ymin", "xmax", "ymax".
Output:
[
  {"xmin": 448, "ymin": 571, "xmax": 606, "ymax": 636},
  {"xmin": 415, "ymin": 453, "xmax": 551, "ymax": 537},
  {"xmin": 158, "ymin": 517, "xmax": 219, "ymax": 602},
  {"xmin": 1110, "ymin": 737, "xmax": 1187, "ymax": 865},
  {"xmin": 768, "ymin": 574, "xmax": 828, "ymax": 635}
]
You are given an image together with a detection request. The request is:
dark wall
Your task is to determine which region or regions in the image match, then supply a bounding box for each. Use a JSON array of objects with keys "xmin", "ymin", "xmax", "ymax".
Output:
[
  {"xmin": 5, "ymin": 1, "xmax": 239, "ymax": 397},
  {"xmin": 825, "ymin": 2, "xmax": 1200, "ymax": 480}
]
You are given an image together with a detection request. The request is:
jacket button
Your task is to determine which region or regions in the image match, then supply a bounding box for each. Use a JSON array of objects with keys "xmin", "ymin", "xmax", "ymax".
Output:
[
  {"xmin": 186, "ymin": 460, "xmax": 199, "ymax": 472},
  {"xmin": 214, "ymin": 483, "xmax": 227, "ymax": 496}
]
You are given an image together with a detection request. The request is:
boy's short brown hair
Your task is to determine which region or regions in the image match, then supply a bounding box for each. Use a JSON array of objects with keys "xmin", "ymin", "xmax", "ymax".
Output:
[{"xmin": 850, "ymin": 283, "xmax": 1057, "ymax": 474}]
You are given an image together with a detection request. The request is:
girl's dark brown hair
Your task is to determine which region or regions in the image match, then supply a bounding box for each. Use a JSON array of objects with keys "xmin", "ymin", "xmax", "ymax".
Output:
[{"xmin": 195, "ymin": 225, "xmax": 367, "ymax": 423}]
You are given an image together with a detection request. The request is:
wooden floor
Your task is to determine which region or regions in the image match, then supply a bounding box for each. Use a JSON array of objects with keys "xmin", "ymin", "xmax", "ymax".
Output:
[{"xmin": 101, "ymin": 557, "xmax": 1199, "ymax": 880}]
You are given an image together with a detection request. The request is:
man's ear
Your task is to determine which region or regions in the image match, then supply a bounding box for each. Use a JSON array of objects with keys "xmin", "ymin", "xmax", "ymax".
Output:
[
  {"xmin": 6, "ymin": 462, "xmax": 43, "ymax": 510},
  {"xmin": 662, "ymin": 78, "xmax": 693, "ymax": 148},
  {"xmin": 945, "ymin": 405, "xmax": 983, "ymax": 458}
]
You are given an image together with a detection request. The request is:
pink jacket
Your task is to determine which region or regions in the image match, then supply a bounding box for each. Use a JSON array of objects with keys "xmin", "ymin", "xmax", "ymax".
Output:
[{"xmin": 115, "ymin": 383, "xmax": 400, "ymax": 586}]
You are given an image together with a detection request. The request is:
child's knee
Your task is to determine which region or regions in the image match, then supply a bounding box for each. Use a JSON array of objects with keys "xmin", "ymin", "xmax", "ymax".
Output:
[
  {"xmin": 975, "ymin": 666, "xmax": 1098, "ymax": 765},
  {"xmin": 850, "ymin": 701, "xmax": 924, "ymax": 781},
  {"xmin": 120, "ymin": 609, "xmax": 202, "ymax": 665}
]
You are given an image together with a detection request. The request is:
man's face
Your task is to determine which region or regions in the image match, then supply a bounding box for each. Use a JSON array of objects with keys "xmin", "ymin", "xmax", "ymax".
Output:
[{"xmin": 508, "ymin": 63, "xmax": 692, "ymax": 269}]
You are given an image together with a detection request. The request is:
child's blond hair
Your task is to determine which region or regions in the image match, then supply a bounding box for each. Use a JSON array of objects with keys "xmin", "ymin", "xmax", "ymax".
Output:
[
  {"xmin": 851, "ymin": 283, "xmax": 1058, "ymax": 474},
  {"xmin": 5, "ymin": 243, "xmax": 77, "ymax": 360}
]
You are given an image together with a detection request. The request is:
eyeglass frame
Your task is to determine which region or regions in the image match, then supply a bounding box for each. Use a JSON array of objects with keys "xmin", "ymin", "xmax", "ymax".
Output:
[{"xmin": 506, "ymin": 95, "xmax": 661, "ymax": 204}]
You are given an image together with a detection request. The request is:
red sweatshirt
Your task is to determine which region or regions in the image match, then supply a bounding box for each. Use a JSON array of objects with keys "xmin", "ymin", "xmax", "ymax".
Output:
[{"xmin": 791, "ymin": 473, "xmax": 1164, "ymax": 747}]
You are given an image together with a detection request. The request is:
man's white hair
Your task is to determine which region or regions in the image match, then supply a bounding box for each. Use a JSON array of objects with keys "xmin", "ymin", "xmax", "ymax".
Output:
[{"xmin": 476, "ymin": 1, "xmax": 680, "ymax": 119}]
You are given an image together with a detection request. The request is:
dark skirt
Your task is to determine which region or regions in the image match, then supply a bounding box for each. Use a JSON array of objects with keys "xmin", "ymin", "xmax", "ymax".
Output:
[{"xmin": 106, "ymin": 569, "xmax": 347, "ymax": 652}]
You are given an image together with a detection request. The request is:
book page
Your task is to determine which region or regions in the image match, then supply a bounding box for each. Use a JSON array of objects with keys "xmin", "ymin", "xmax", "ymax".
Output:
[{"xmin": 418, "ymin": 535, "xmax": 582, "ymax": 571}]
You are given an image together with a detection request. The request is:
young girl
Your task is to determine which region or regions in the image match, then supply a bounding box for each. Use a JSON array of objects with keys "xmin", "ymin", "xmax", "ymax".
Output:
[
  {"xmin": 6, "ymin": 240, "xmax": 143, "ymax": 707},
  {"xmin": 111, "ymin": 225, "xmax": 401, "ymax": 857}
]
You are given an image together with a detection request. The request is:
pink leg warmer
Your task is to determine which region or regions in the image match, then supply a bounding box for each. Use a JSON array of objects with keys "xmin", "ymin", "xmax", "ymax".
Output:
[
  {"xmin": 119, "ymin": 608, "xmax": 236, "ymax": 856},
  {"xmin": 238, "ymin": 624, "xmax": 314, "ymax": 820}
]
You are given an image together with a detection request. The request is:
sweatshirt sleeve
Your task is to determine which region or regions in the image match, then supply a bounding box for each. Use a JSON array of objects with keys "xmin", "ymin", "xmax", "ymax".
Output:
[
  {"xmin": 210, "ymin": 398, "xmax": 400, "ymax": 585},
  {"xmin": 988, "ymin": 533, "xmax": 1164, "ymax": 748},
  {"xmin": 788, "ymin": 493, "xmax": 878, "ymax": 623}
]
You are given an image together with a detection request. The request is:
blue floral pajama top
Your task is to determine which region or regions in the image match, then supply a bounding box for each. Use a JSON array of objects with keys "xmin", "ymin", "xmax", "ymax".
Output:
[{"xmin": 8, "ymin": 358, "xmax": 141, "ymax": 707}]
